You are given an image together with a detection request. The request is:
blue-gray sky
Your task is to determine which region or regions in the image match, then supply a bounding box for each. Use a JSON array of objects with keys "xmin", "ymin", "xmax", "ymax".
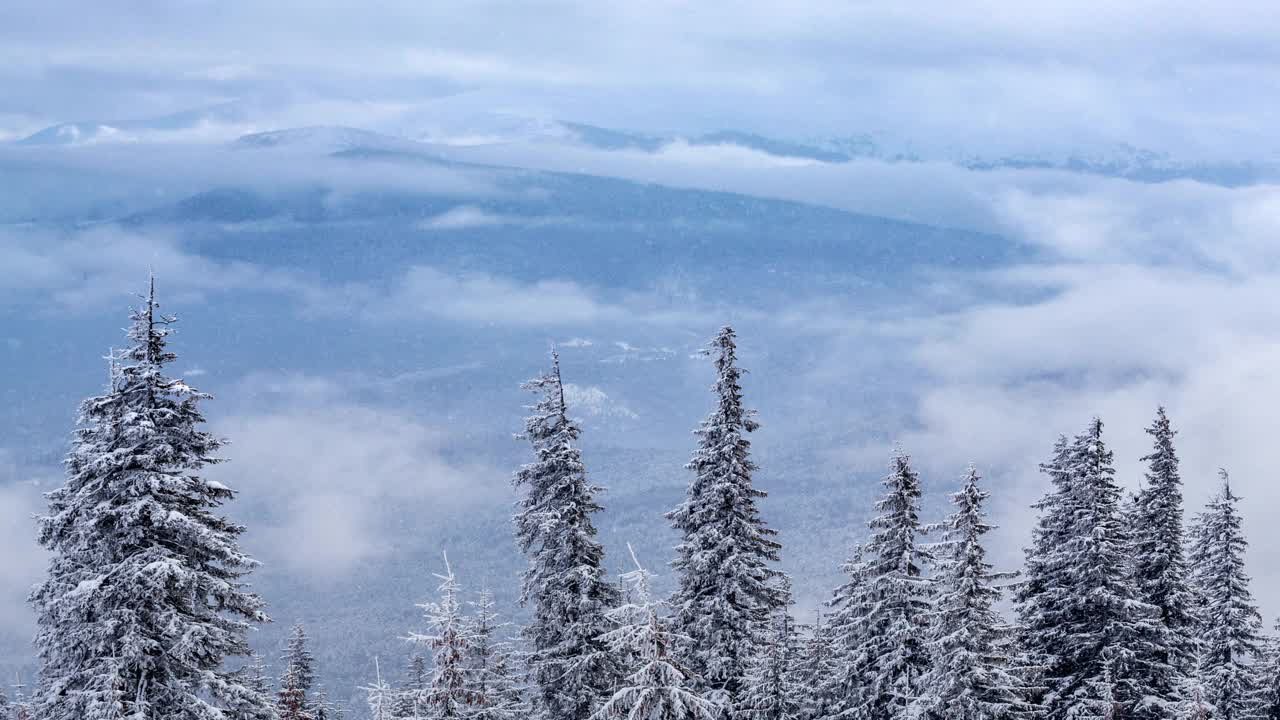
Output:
[{"xmin": 3, "ymin": 1, "xmax": 1280, "ymax": 155}]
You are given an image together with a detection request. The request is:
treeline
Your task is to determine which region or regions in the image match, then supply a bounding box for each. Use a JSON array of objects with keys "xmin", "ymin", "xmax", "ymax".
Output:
[{"xmin": 13, "ymin": 282, "xmax": 1280, "ymax": 720}]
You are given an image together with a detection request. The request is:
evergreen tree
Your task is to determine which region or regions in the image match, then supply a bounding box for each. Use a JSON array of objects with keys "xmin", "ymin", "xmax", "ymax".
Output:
[
  {"xmin": 1016, "ymin": 433, "xmax": 1074, "ymax": 696},
  {"xmin": 465, "ymin": 589, "xmax": 526, "ymax": 720},
  {"xmin": 279, "ymin": 624, "xmax": 317, "ymax": 720},
  {"xmin": 229, "ymin": 653, "xmax": 277, "ymax": 720},
  {"xmin": 1254, "ymin": 630, "xmax": 1280, "ymax": 720},
  {"xmin": 826, "ymin": 448, "xmax": 933, "ymax": 720},
  {"xmin": 513, "ymin": 350, "xmax": 621, "ymax": 720},
  {"xmin": 1129, "ymin": 407, "xmax": 1197, "ymax": 715},
  {"xmin": 736, "ymin": 611, "xmax": 804, "ymax": 720},
  {"xmin": 667, "ymin": 326, "xmax": 786, "ymax": 707},
  {"xmin": 1189, "ymin": 470, "xmax": 1263, "ymax": 720},
  {"xmin": 29, "ymin": 278, "xmax": 269, "ymax": 720},
  {"xmin": 792, "ymin": 612, "xmax": 836, "ymax": 720},
  {"xmin": 915, "ymin": 466, "xmax": 1032, "ymax": 720},
  {"xmin": 409, "ymin": 553, "xmax": 472, "ymax": 720},
  {"xmin": 593, "ymin": 546, "xmax": 720, "ymax": 720},
  {"xmin": 394, "ymin": 655, "xmax": 429, "ymax": 719},
  {"xmin": 312, "ymin": 689, "xmax": 333, "ymax": 720},
  {"xmin": 0, "ymin": 686, "xmax": 9, "ymax": 719},
  {"xmin": 363, "ymin": 659, "xmax": 396, "ymax": 720},
  {"xmin": 1020, "ymin": 418, "xmax": 1164, "ymax": 720}
]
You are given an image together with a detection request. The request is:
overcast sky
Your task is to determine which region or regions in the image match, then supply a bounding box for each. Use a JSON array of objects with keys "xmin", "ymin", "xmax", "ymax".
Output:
[{"xmin": 2, "ymin": 1, "xmax": 1280, "ymax": 156}]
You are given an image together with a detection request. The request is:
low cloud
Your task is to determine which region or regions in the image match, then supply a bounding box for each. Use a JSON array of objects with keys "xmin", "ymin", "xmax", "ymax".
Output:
[
  {"xmin": 0, "ymin": 228, "xmax": 312, "ymax": 312},
  {"xmin": 213, "ymin": 375, "xmax": 505, "ymax": 577}
]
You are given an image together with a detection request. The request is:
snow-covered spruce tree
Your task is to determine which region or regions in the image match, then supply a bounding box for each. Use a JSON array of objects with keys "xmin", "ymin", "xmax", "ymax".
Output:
[
  {"xmin": 822, "ymin": 447, "xmax": 933, "ymax": 720},
  {"xmin": 1022, "ymin": 418, "xmax": 1165, "ymax": 720},
  {"xmin": 1129, "ymin": 407, "xmax": 1197, "ymax": 711},
  {"xmin": 363, "ymin": 660, "xmax": 396, "ymax": 720},
  {"xmin": 792, "ymin": 612, "xmax": 836, "ymax": 720},
  {"xmin": 915, "ymin": 465, "xmax": 1032, "ymax": 720},
  {"xmin": 29, "ymin": 278, "xmax": 270, "ymax": 720},
  {"xmin": 465, "ymin": 589, "xmax": 526, "ymax": 720},
  {"xmin": 409, "ymin": 553, "xmax": 473, "ymax": 720},
  {"xmin": 822, "ymin": 541, "xmax": 869, "ymax": 720},
  {"xmin": 736, "ymin": 611, "xmax": 804, "ymax": 720},
  {"xmin": 667, "ymin": 326, "xmax": 786, "ymax": 707},
  {"xmin": 593, "ymin": 546, "xmax": 720, "ymax": 720},
  {"xmin": 513, "ymin": 351, "xmax": 621, "ymax": 720},
  {"xmin": 1016, "ymin": 432, "xmax": 1073, "ymax": 697},
  {"xmin": 279, "ymin": 624, "xmax": 317, "ymax": 720},
  {"xmin": 1188, "ymin": 470, "xmax": 1263, "ymax": 720},
  {"xmin": 312, "ymin": 689, "xmax": 334, "ymax": 720},
  {"xmin": 393, "ymin": 655, "xmax": 429, "ymax": 719},
  {"xmin": 1254, "ymin": 630, "xmax": 1280, "ymax": 720},
  {"xmin": 228, "ymin": 653, "xmax": 277, "ymax": 720},
  {"xmin": 0, "ymin": 686, "xmax": 9, "ymax": 718}
]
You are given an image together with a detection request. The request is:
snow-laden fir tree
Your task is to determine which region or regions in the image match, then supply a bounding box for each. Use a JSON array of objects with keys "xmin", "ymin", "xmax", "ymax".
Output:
[
  {"xmin": 363, "ymin": 660, "xmax": 396, "ymax": 720},
  {"xmin": 0, "ymin": 686, "xmax": 8, "ymax": 718},
  {"xmin": 914, "ymin": 465, "xmax": 1032, "ymax": 720},
  {"xmin": 229, "ymin": 653, "xmax": 277, "ymax": 720},
  {"xmin": 1188, "ymin": 470, "xmax": 1263, "ymax": 720},
  {"xmin": 279, "ymin": 624, "xmax": 317, "ymax": 720},
  {"xmin": 792, "ymin": 612, "xmax": 836, "ymax": 720},
  {"xmin": 1129, "ymin": 407, "xmax": 1197, "ymax": 715},
  {"xmin": 1020, "ymin": 418, "xmax": 1164, "ymax": 720},
  {"xmin": 513, "ymin": 351, "xmax": 621, "ymax": 720},
  {"xmin": 822, "ymin": 447, "xmax": 933, "ymax": 720},
  {"xmin": 667, "ymin": 326, "xmax": 786, "ymax": 707},
  {"xmin": 1254, "ymin": 630, "xmax": 1280, "ymax": 720},
  {"xmin": 409, "ymin": 553, "xmax": 472, "ymax": 720},
  {"xmin": 736, "ymin": 611, "xmax": 804, "ymax": 720},
  {"xmin": 312, "ymin": 689, "xmax": 334, "ymax": 720},
  {"xmin": 464, "ymin": 589, "xmax": 526, "ymax": 720},
  {"xmin": 1016, "ymin": 433, "xmax": 1073, "ymax": 697},
  {"xmin": 29, "ymin": 278, "xmax": 270, "ymax": 720},
  {"xmin": 394, "ymin": 655, "xmax": 429, "ymax": 719},
  {"xmin": 593, "ymin": 546, "xmax": 721, "ymax": 720}
]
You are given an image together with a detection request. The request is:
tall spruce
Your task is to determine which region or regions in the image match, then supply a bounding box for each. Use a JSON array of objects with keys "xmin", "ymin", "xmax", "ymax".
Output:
[
  {"xmin": 514, "ymin": 351, "xmax": 620, "ymax": 720},
  {"xmin": 278, "ymin": 624, "xmax": 317, "ymax": 720},
  {"xmin": 667, "ymin": 326, "xmax": 786, "ymax": 707},
  {"xmin": 916, "ymin": 466, "xmax": 1032, "ymax": 720},
  {"xmin": 1188, "ymin": 470, "xmax": 1263, "ymax": 720},
  {"xmin": 1129, "ymin": 407, "xmax": 1196, "ymax": 716},
  {"xmin": 823, "ymin": 448, "xmax": 933, "ymax": 720},
  {"xmin": 1020, "ymin": 418, "xmax": 1164, "ymax": 720},
  {"xmin": 1016, "ymin": 433, "xmax": 1074, "ymax": 697},
  {"xmin": 29, "ymin": 278, "xmax": 269, "ymax": 720}
]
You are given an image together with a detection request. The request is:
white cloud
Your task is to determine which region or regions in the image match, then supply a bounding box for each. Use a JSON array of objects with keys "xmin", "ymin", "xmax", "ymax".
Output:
[
  {"xmin": 373, "ymin": 265, "xmax": 703, "ymax": 328},
  {"xmin": 418, "ymin": 205, "xmax": 580, "ymax": 231},
  {"xmin": 213, "ymin": 378, "xmax": 504, "ymax": 577},
  {"xmin": 0, "ymin": 452, "xmax": 53, "ymax": 648},
  {"xmin": 0, "ymin": 228, "xmax": 313, "ymax": 311}
]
